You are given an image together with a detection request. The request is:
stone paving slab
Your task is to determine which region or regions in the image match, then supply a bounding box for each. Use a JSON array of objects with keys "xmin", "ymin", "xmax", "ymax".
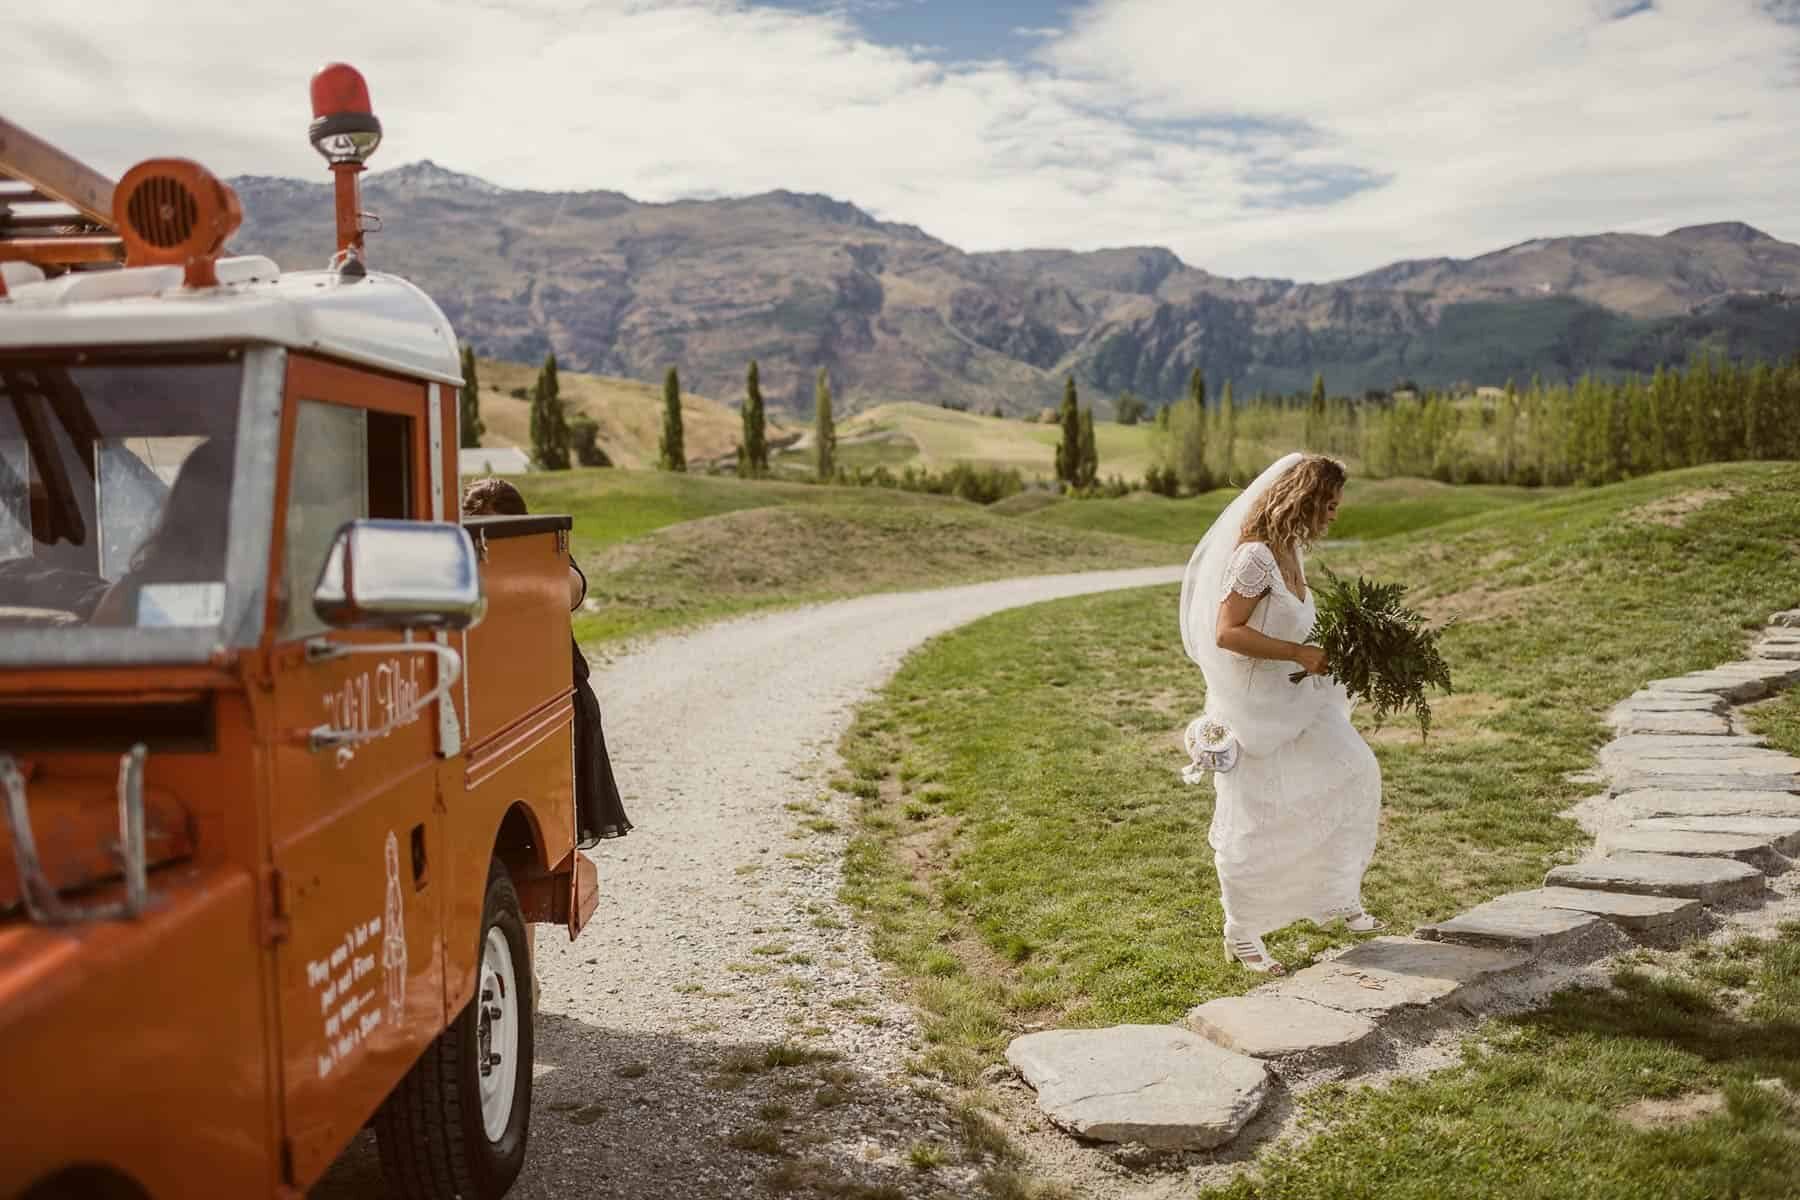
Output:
[
  {"xmin": 1006, "ymin": 1025, "xmax": 1270, "ymax": 1150},
  {"xmin": 1609, "ymin": 765, "xmax": 1800, "ymax": 794},
  {"xmin": 1772, "ymin": 609, "xmax": 1800, "ymax": 627},
  {"xmin": 1628, "ymin": 815, "xmax": 1800, "ymax": 856},
  {"xmin": 1268, "ymin": 937, "xmax": 1527, "ymax": 1016},
  {"xmin": 1608, "ymin": 712, "xmax": 1734, "ymax": 737},
  {"xmin": 1601, "ymin": 733, "xmax": 1767, "ymax": 759},
  {"xmin": 1517, "ymin": 886, "xmax": 1702, "ymax": 931},
  {"xmin": 1620, "ymin": 690, "xmax": 1728, "ymax": 708},
  {"xmin": 1416, "ymin": 897, "xmax": 1603, "ymax": 956},
  {"xmin": 1545, "ymin": 853, "xmax": 1766, "ymax": 903},
  {"xmin": 1754, "ymin": 645, "xmax": 1800, "ymax": 662},
  {"xmin": 1643, "ymin": 674, "xmax": 1772, "ymax": 704},
  {"xmin": 1184, "ymin": 995, "xmax": 1377, "ymax": 1059},
  {"xmin": 1612, "ymin": 789, "xmax": 1800, "ymax": 820},
  {"xmin": 1597, "ymin": 828, "xmax": 1786, "ymax": 871}
]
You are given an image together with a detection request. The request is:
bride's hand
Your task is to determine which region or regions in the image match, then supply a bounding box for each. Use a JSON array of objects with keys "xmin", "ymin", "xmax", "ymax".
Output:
[{"xmin": 1293, "ymin": 645, "xmax": 1328, "ymax": 676}]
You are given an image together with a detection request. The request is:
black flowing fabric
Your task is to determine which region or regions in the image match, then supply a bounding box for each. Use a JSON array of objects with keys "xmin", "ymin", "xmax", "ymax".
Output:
[{"xmin": 572, "ymin": 643, "xmax": 631, "ymax": 845}]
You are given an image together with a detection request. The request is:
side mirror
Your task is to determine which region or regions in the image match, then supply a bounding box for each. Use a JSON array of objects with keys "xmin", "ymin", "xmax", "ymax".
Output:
[{"xmin": 313, "ymin": 519, "xmax": 486, "ymax": 631}]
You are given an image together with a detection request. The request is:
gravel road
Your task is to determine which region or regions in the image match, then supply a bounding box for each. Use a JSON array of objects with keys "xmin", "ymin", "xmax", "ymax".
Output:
[{"xmin": 312, "ymin": 565, "xmax": 1184, "ymax": 1200}]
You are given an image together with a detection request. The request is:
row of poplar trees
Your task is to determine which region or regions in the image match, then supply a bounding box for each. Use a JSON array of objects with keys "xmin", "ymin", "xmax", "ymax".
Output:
[
  {"xmin": 655, "ymin": 361, "xmax": 838, "ymax": 480},
  {"xmin": 1153, "ymin": 355, "xmax": 1800, "ymax": 490}
]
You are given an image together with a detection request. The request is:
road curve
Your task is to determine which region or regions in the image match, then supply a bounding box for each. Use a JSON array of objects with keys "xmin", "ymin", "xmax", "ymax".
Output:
[{"xmin": 312, "ymin": 565, "xmax": 1185, "ymax": 1200}]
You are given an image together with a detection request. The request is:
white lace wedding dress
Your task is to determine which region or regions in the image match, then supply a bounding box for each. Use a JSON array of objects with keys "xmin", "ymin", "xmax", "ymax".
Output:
[{"xmin": 1208, "ymin": 541, "xmax": 1382, "ymax": 937}]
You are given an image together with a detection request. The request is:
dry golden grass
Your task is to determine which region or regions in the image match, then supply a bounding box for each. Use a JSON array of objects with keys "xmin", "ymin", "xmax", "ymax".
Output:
[
  {"xmin": 840, "ymin": 402, "xmax": 1159, "ymax": 479},
  {"xmin": 475, "ymin": 357, "xmax": 791, "ymax": 469}
]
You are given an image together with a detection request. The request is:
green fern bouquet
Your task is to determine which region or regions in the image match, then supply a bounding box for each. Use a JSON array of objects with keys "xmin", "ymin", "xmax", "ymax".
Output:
[{"xmin": 1288, "ymin": 567, "xmax": 1453, "ymax": 741}]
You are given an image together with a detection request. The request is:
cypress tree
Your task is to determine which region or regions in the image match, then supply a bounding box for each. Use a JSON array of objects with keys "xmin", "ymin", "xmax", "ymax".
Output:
[
  {"xmin": 1077, "ymin": 408, "xmax": 1098, "ymax": 488},
  {"xmin": 1168, "ymin": 362, "xmax": 1210, "ymax": 493},
  {"xmin": 1218, "ymin": 381, "xmax": 1237, "ymax": 482},
  {"xmin": 815, "ymin": 367, "xmax": 836, "ymax": 481},
  {"xmin": 1054, "ymin": 375, "xmax": 1081, "ymax": 487},
  {"xmin": 658, "ymin": 367, "xmax": 686, "ymax": 472},
  {"xmin": 458, "ymin": 344, "xmax": 484, "ymax": 449},
  {"xmin": 1305, "ymin": 372, "xmax": 1327, "ymax": 449},
  {"xmin": 1745, "ymin": 362, "xmax": 1778, "ymax": 460},
  {"xmin": 742, "ymin": 360, "xmax": 768, "ymax": 477},
  {"xmin": 529, "ymin": 352, "xmax": 570, "ymax": 470}
]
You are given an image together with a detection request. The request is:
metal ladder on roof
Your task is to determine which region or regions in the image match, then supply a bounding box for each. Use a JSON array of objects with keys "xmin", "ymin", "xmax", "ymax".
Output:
[{"xmin": 0, "ymin": 115, "xmax": 123, "ymax": 275}]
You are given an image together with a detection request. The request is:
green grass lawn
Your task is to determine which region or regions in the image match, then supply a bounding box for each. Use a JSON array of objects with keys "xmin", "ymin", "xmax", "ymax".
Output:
[
  {"xmin": 499, "ymin": 466, "xmax": 951, "ymax": 553},
  {"xmin": 834, "ymin": 463, "xmax": 1800, "ymax": 1098},
  {"xmin": 1746, "ymin": 687, "xmax": 1800, "ymax": 757},
  {"xmin": 1019, "ymin": 478, "xmax": 1558, "ymax": 546}
]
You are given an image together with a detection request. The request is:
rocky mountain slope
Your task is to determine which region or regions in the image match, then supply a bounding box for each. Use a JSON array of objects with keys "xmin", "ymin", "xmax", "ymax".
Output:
[{"xmin": 231, "ymin": 162, "xmax": 1800, "ymax": 415}]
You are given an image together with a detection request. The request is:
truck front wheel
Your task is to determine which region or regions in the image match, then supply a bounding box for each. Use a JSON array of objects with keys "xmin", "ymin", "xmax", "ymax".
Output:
[{"xmin": 375, "ymin": 857, "xmax": 535, "ymax": 1198}]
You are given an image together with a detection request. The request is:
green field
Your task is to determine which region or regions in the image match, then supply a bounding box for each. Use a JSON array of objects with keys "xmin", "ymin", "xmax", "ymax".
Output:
[
  {"xmin": 833, "ymin": 463, "xmax": 1800, "ymax": 1111},
  {"xmin": 828, "ymin": 402, "xmax": 1160, "ymax": 480},
  {"xmin": 1017, "ymin": 477, "xmax": 1559, "ymax": 546}
]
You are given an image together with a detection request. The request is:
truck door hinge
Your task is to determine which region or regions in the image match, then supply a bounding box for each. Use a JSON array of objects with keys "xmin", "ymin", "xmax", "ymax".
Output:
[{"xmin": 262, "ymin": 867, "xmax": 291, "ymax": 947}]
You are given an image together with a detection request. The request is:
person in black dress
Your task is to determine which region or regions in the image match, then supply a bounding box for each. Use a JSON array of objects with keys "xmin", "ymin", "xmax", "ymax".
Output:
[{"xmin": 462, "ymin": 477, "xmax": 631, "ymax": 845}]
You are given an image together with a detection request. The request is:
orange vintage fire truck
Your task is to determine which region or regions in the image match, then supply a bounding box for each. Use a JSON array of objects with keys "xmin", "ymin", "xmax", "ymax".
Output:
[{"xmin": 0, "ymin": 65, "xmax": 596, "ymax": 1199}]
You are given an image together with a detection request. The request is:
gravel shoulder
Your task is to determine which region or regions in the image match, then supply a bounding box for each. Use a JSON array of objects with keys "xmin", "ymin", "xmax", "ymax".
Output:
[{"xmin": 311, "ymin": 565, "xmax": 1184, "ymax": 1199}]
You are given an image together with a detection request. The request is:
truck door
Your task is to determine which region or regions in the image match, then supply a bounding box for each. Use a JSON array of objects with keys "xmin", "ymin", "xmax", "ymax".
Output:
[{"xmin": 265, "ymin": 356, "xmax": 449, "ymax": 1187}]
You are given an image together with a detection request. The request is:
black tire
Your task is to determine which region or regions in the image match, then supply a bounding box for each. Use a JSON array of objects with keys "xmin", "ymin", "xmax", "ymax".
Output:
[{"xmin": 375, "ymin": 857, "xmax": 534, "ymax": 1199}]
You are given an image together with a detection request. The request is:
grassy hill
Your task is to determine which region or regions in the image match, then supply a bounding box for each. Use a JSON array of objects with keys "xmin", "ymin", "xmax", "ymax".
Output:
[
  {"xmin": 772, "ymin": 401, "xmax": 1160, "ymax": 481},
  {"xmin": 1016, "ymin": 478, "xmax": 1559, "ymax": 545},
  {"xmin": 473, "ymin": 357, "xmax": 793, "ymax": 469}
]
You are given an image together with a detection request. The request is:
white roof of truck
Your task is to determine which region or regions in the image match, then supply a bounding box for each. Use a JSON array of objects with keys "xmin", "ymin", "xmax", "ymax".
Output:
[{"xmin": 0, "ymin": 256, "xmax": 463, "ymax": 385}]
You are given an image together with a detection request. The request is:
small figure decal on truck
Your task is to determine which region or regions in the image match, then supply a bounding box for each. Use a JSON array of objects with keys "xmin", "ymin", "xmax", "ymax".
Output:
[{"xmin": 384, "ymin": 830, "xmax": 408, "ymax": 1025}]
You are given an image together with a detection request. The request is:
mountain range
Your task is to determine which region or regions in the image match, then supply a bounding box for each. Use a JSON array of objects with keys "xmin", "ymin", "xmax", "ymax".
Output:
[{"xmin": 230, "ymin": 161, "xmax": 1800, "ymax": 416}]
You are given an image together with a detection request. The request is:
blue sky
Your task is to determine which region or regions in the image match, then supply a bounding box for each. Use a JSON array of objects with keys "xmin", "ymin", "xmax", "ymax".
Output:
[
  {"xmin": 12, "ymin": 0, "xmax": 1800, "ymax": 281},
  {"xmin": 755, "ymin": 0, "xmax": 1084, "ymax": 61}
]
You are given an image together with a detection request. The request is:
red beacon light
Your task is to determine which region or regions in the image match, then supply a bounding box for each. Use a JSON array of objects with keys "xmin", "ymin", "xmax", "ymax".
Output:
[
  {"xmin": 309, "ymin": 63, "xmax": 382, "ymax": 164},
  {"xmin": 308, "ymin": 62, "xmax": 381, "ymax": 273}
]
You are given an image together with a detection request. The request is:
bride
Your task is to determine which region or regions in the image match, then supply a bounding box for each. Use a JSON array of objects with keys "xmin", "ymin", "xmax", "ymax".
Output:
[{"xmin": 1179, "ymin": 452, "xmax": 1384, "ymax": 975}]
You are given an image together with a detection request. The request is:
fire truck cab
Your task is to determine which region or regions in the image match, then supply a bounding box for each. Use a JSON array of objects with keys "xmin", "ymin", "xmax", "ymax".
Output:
[{"xmin": 0, "ymin": 66, "xmax": 594, "ymax": 1199}]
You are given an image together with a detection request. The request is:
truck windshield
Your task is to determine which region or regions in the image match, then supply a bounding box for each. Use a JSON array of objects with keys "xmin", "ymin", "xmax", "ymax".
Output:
[{"xmin": 0, "ymin": 349, "xmax": 275, "ymax": 662}]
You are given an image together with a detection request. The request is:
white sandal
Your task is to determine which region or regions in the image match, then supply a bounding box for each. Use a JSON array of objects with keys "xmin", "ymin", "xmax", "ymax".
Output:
[
  {"xmin": 1332, "ymin": 906, "xmax": 1382, "ymax": 935},
  {"xmin": 1222, "ymin": 926, "xmax": 1286, "ymax": 975}
]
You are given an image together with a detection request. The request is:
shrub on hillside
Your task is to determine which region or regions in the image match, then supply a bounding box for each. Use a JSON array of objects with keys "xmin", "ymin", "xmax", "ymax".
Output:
[{"xmin": 837, "ymin": 462, "xmax": 1025, "ymax": 505}]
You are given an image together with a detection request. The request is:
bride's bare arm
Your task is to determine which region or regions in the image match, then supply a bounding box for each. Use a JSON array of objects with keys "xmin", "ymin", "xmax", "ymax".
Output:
[{"xmin": 1215, "ymin": 590, "xmax": 1325, "ymax": 672}]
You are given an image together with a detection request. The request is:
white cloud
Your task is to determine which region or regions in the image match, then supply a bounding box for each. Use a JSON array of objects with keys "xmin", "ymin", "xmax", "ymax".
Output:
[{"xmin": 10, "ymin": 0, "xmax": 1800, "ymax": 281}]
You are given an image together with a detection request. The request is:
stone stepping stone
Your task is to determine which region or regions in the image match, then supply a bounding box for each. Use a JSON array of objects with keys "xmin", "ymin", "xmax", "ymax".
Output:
[
  {"xmin": 1612, "ymin": 789, "xmax": 1800, "ymax": 820},
  {"xmin": 1597, "ymin": 828, "xmax": 1788, "ymax": 872},
  {"xmin": 1185, "ymin": 995, "xmax": 1377, "ymax": 1059},
  {"xmin": 1644, "ymin": 661, "xmax": 1800, "ymax": 702},
  {"xmin": 1771, "ymin": 609, "xmax": 1800, "ymax": 627},
  {"xmin": 1628, "ymin": 815, "xmax": 1800, "ymax": 856},
  {"xmin": 1605, "ymin": 734, "xmax": 1756, "ymax": 752},
  {"xmin": 1268, "ymin": 937, "xmax": 1526, "ymax": 1016},
  {"xmin": 1609, "ymin": 712, "xmax": 1733, "ymax": 737},
  {"xmin": 1416, "ymin": 896, "xmax": 1603, "ymax": 956},
  {"xmin": 1622, "ymin": 691, "xmax": 1729, "ymax": 713},
  {"xmin": 1005, "ymin": 1025, "xmax": 1269, "ymax": 1150},
  {"xmin": 1545, "ymin": 853, "xmax": 1766, "ymax": 903},
  {"xmin": 1513, "ymin": 886, "xmax": 1702, "ymax": 931},
  {"xmin": 1608, "ymin": 751, "xmax": 1800, "ymax": 791},
  {"xmin": 1753, "ymin": 644, "xmax": 1800, "ymax": 662}
]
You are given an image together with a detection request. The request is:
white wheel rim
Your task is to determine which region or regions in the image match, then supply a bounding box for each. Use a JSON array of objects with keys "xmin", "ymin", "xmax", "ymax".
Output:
[{"xmin": 476, "ymin": 925, "xmax": 520, "ymax": 1142}]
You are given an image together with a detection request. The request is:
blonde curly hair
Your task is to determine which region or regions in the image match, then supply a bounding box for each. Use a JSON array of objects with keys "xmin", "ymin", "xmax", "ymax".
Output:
[{"xmin": 1240, "ymin": 455, "xmax": 1347, "ymax": 552}]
